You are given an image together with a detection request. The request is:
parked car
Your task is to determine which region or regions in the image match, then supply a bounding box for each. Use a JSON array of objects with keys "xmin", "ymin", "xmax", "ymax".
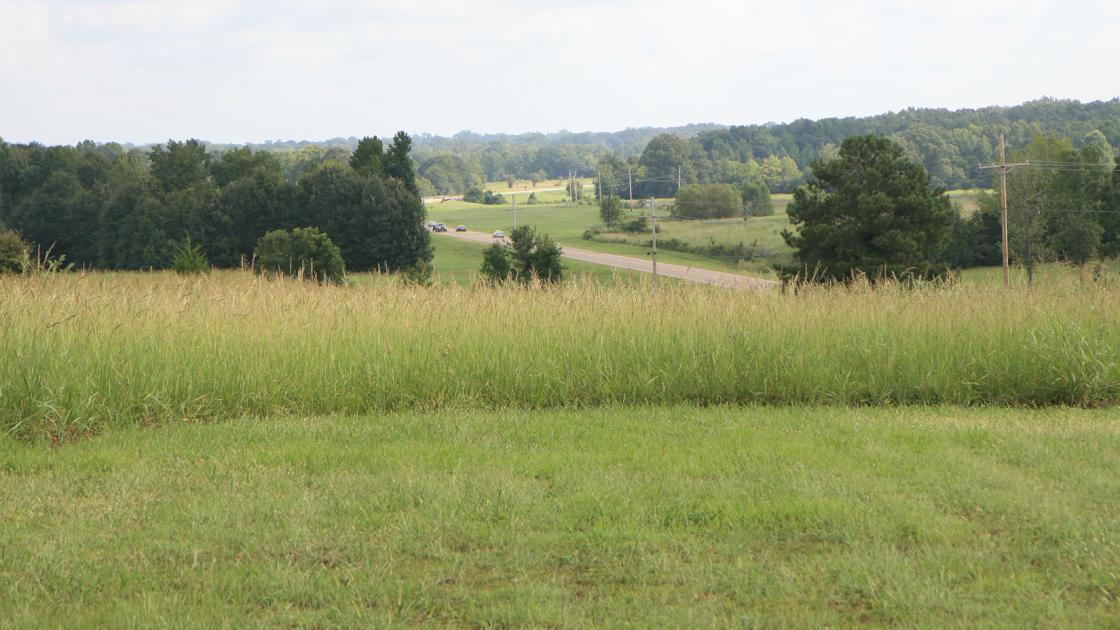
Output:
[
  {"xmin": 455, "ymin": 225, "xmax": 467, "ymax": 232},
  {"xmin": 432, "ymin": 223, "xmax": 447, "ymax": 232},
  {"xmin": 492, "ymin": 230, "xmax": 505, "ymax": 239}
]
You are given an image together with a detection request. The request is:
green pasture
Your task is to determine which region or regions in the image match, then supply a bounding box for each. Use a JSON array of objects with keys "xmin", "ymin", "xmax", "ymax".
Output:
[
  {"xmin": 482, "ymin": 177, "xmax": 592, "ymax": 193},
  {"xmin": 426, "ymin": 197, "xmax": 768, "ymax": 275}
]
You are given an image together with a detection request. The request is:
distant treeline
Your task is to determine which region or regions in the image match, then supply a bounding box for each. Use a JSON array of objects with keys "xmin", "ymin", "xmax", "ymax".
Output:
[
  {"xmin": 0, "ymin": 134, "xmax": 431, "ymax": 272},
  {"xmin": 55, "ymin": 98, "xmax": 1119, "ymax": 199},
  {"xmin": 409, "ymin": 98, "xmax": 1120, "ymax": 197}
]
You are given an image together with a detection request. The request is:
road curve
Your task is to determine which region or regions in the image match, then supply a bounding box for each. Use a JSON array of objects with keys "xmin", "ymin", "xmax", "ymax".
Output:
[{"xmin": 434, "ymin": 229, "xmax": 778, "ymax": 290}]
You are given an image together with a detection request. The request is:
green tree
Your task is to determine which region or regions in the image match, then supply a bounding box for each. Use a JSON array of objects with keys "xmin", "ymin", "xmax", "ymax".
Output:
[
  {"xmin": 172, "ymin": 235, "xmax": 210, "ymax": 275},
  {"xmin": 349, "ymin": 136, "xmax": 385, "ymax": 177},
  {"xmin": 149, "ymin": 140, "xmax": 210, "ymax": 192},
  {"xmin": 98, "ymin": 157, "xmax": 171, "ymax": 269},
  {"xmin": 210, "ymin": 147, "xmax": 281, "ymax": 187},
  {"xmin": 7, "ymin": 170, "xmax": 102, "ymax": 266},
  {"xmin": 1051, "ymin": 215, "xmax": 1103, "ymax": 270},
  {"xmin": 217, "ymin": 169, "xmax": 297, "ymax": 267},
  {"xmin": 599, "ymin": 195, "xmax": 623, "ymax": 225},
  {"xmin": 759, "ymin": 155, "xmax": 802, "ymax": 193},
  {"xmin": 674, "ymin": 184, "xmax": 742, "ymax": 219},
  {"xmin": 487, "ymin": 225, "xmax": 564, "ymax": 283},
  {"xmin": 385, "ymin": 131, "xmax": 417, "ymax": 194},
  {"xmin": 638, "ymin": 134, "xmax": 700, "ymax": 196},
  {"xmin": 254, "ymin": 227, "xmax": 345, "ymax": 284},
  {"xmin": 783, "ymin": 135, "xmax": 955, "ymax": 281},
  {"xmin": 479, "ymin": 243, "xmax": 512, "ymax": 282},
  {"xmin": 299, "ymin": 164, "xmax": 432, "ymax": 272},
  {"xmin": 0, "ymin": 228, "xmax": 28, "ymax": 273},
  {"xmin": 740, "ymin": 178, "xmax": 772, "ymax": 216}
]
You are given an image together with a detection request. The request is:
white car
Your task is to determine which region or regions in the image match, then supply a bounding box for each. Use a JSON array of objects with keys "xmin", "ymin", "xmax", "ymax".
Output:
[{"xmin": 492, "ymin": 230, "xmax": 506, "ymax": 239}]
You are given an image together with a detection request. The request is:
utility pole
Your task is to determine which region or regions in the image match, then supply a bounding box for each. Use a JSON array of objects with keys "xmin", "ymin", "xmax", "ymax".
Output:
[
  {"xmin": 627, "ymin": 169, "xmax": 634, "ymax": 209},
  {"xmin": 677, "ymin": 165, "xmax": 682, "ymax": 193},
  {"xmin": 512, "ymin": 193, "xmax": 517, "ymax": 230},
  {"xmin": 649, "ymin": 198, "xmax": 658, "ymax": 287},
  {"xmin": 979, "ymin": 134, "xmax": 1029, "ymax": 289},
  {"xmin": 597, "ymin": 169, "xmax": 602, "ymax": 201}
]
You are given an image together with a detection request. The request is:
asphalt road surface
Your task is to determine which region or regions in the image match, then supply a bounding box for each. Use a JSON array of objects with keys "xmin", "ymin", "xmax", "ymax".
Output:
[{"xmin": 435, "ymin": 229, "xmax": 778, "ymax": 290}]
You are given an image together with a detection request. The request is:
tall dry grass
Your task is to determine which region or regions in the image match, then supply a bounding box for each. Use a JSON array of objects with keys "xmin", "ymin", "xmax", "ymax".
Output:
[{"xmin": 2, "ymin": 271, "xmax": 1117, "ymax": 438}]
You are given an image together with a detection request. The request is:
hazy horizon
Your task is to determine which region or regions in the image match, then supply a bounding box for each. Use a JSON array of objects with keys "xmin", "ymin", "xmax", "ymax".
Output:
[{"xmin": 2, "ymin": 0, "xmax": 1118, "ymax": 145}]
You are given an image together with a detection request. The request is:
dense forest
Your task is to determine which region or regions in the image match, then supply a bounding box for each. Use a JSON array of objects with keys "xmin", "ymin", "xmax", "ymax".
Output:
[
  {"xmin": 209, "ymin": 98, "xmax": 1120, "ymax": 196},
  {"xmin": 0, "ymin": 135, "xmax": 431, "ymax": 272}
]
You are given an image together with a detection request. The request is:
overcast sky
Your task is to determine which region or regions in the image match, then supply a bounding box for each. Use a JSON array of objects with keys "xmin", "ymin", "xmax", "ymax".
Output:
[{"xmin": 1, "ymin": 0, "xmax": 1117, "ymax": 145}]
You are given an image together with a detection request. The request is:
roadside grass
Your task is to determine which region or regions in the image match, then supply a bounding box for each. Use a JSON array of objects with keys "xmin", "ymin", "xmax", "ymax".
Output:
[
  {"xmin": 3, "ymin": 405, "xmax": 1119, "ymax": 627},
  {"xmin": 411, "ymin": 235, "xmax": 647, "ymax": 286},
  {"xmin": 4, "ymin": 271, "xmax": 1120, "ymax": 440}
]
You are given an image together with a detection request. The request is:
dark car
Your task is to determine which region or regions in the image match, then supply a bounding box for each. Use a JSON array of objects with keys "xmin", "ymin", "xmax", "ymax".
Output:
[
  {"xmin": 432, "ymin": 223, "xmax": 447, "ymax": 232},
  {"xmin": 455, "ymin": 225, "xmax": 467, "ymax": 232}
]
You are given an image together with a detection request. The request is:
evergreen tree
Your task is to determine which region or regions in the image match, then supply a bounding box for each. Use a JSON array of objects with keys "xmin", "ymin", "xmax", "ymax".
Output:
[{"xmin": 783, "ymin": 135, "xmax": 955, "ymax": 280}]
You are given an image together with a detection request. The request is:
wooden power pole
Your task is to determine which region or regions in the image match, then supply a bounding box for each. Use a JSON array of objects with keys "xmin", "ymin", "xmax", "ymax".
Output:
[{"xmin": 979, "ymin": 134, "xmax": 1028, "ymax": 288}]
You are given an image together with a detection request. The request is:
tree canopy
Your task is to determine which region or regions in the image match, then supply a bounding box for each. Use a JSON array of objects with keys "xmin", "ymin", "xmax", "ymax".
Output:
[{"xmin": 783, "ymin": 135, "xmax": 955, "ymax": 280}]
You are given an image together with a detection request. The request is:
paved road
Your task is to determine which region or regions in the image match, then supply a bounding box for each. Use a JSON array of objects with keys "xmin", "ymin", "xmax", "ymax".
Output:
[{"xmin": 435, "ymin": 229, "xmax": 778, "ymax": 290}]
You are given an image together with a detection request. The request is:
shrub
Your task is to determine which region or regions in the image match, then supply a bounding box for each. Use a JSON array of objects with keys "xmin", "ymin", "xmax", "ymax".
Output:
[
  {"xmin": 479, "ymin": 243, "xmax": 513, "ymax": 283},
  {"xmin": 464, "ymin": 187, "xmax": 507, "ymax": 205},
  {"xmin": 510, "ymin": 225, "xmax": 563, "ymax": 283},
  {"xmin": 741, "ymin": 179, "xmax": 773, "ymax": 216},
  {"xmin": 674, "ymin": 184, "xmax": 742, "ymax": 219},
  {"xmin": 0, "ymin": 229, "xmax": 29, "ymax": 274},
  {"xmin": 172, "ymin": 236, "xmax": 210, "ymax": 275},
  {"xmin": 401, "ymin": 259, "xmax": 433, "ymax": 287},
  {"xmin": 254, "ymin": 227, "xmax": 345, "ymax": 284}
]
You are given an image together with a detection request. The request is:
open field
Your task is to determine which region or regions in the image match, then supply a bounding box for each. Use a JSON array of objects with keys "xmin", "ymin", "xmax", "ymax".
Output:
[
  {"xmin": 3, "ymin": 272, "xmax": 1119, "ymax": 440},
  {"xmin": 3, "ymin": 405, "xmax": 1120, "ymax": 627},
  {"xmin": 960, "ymin": 259, "xmax": 1120, "ymax": 287},
  {"xmin": 426, "ymin": 197, "xmax": 766, "ymax": 275},
  {"xmin": 482, "ymin": 177, "xmax": 593, "ymax": 193}
]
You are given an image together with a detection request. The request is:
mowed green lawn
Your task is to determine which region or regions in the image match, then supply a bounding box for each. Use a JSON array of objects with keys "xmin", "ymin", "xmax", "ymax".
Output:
[{"xmin": 3, "ymin": 405, "xmax": 1119, "ymax": 627}]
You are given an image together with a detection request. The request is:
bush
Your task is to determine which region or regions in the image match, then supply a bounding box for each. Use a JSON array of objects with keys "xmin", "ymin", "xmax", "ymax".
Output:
[
  {"xmin": 510, "ymin": 225, "xmax": 563, "ymax": 283},
  {"xmin": 172, "ymin": 236, "xmax": 210, "ymax": 275},
  {"xmin": 481, "ymin": 226, "xmax": 564, "ymax": 284},
  {"xmin": 464, "ymin": 187, "xmax": 507, "ymax": 205},
  {"xmin": 401, "ymin": 260, "xmax": 433, "ymax": 286},
  {"xmin": 254, "ymin": 227, "xmax": 346, "ymax": 284},
  {"xmin": 620, "ymin": 217, "xmax": 648, "ymax": 233},
  {"xmin": 674, "ymin": 184, "xmax": 742, "ymax": 219},
  {"xmin": 740, "ymin": 179, "xmax": 773, "ymax": 216},
  {"xmin": 479, "ymin": 243, "xmax": 513, "ymax": 283},
  {"xmin": 0, "ymin": 229, "xmax": 29, "ymax": 274}
]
